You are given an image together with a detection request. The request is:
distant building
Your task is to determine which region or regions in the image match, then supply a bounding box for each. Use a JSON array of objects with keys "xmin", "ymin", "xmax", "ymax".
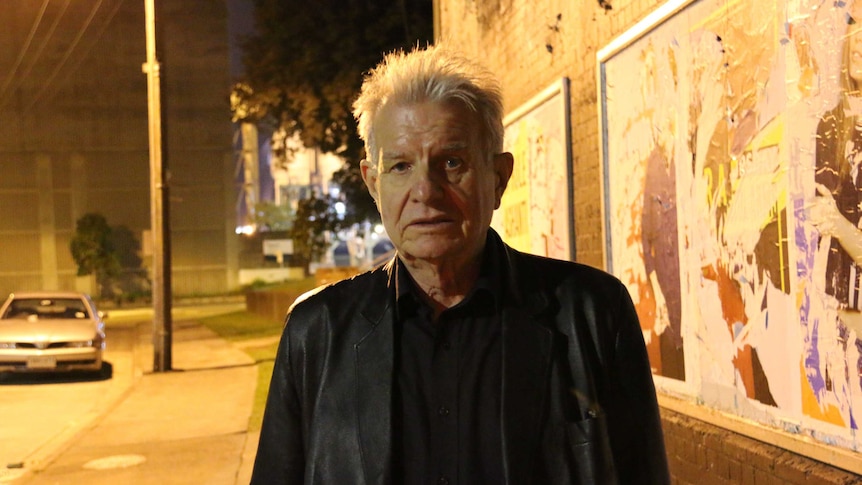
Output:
[
  {"xmin": 271, "ymin": 132, "xmax": 344, "ymax": 210},
  {"xmin": 0, "ymin": 1, "xmax": 243, "ymax": 296}
]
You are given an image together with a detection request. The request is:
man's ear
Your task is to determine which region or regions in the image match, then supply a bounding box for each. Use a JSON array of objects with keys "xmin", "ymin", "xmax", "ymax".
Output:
[
  {"xmin": 359, "ymin": 158, "xmax": 379, "ymax": 201},
  {"xmin": 493, "ymin": 152, "xmax": 514, "ymax": 209}
]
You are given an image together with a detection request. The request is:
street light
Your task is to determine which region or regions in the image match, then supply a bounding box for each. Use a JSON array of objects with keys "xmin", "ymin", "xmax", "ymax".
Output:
[{"xmin": 143, "ymin": 0, "xmax": 172, "ymax": 372}]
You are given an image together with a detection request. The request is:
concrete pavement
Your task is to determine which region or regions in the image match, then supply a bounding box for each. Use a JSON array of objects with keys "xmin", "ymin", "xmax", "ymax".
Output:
[{"xmin": 5, "ymin": 304, "xmax": 265, "ymax": 485}]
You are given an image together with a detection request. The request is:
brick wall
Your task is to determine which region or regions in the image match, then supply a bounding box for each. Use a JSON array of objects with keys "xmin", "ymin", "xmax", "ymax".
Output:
[
  {"xmin": 436, "ymin": 0, "xmax": 640, "ymax": 268},
  {"xmin": 435, "ymin": 0, "xmax": 862, "ymax": 481},
  {"xmin": 662, "ymin": 408, "xmax": 859, "ymax": 484}
]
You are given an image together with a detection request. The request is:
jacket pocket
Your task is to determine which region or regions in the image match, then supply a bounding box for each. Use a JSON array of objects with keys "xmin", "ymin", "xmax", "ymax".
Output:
[{"xmin": 565, "ymin": 413, "xmax": 619, "ymax": 484}]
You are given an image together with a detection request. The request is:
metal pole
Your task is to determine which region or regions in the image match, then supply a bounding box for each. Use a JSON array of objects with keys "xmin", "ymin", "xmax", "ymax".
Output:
[{"xmin": 143, "ymin": 0, "xmax": 172, "ymax": 372}]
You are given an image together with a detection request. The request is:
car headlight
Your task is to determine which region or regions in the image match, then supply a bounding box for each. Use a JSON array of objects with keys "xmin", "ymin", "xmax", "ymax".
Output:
[
  {"xmin": 67, "ymin": 340, "xmax": 95, "ymax": 348},
  {"xmin": 0, "ymin": 342, "xmax": 16, "ymax": 349}
]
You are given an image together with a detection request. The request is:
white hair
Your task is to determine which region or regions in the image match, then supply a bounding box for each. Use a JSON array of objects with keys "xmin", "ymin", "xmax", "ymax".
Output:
[{"xmin": 353, "ymin": 43, "xmax": 505, "ymax": 165}]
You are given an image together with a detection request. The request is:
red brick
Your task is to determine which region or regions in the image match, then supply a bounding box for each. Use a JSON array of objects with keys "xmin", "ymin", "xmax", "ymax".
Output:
[
  {"xmin": 702, "ymin": 429, "xmax": 726, "ymax": 452},
  {"xmin": 705, "ymin": 447, "xmax": 729, "ymax": 478},
  {"xmin": 694, "ymin": 440, "xmax": 709, "ymax": 469},
  {"xmin": 727, "ymin": 457, "xmax": 745, "ymax": 482},
  {"xmin": 773, "ymin": 452, "xmax": 815, "ymax": 484},
  {"xmin": 755, "ymin": 467, "xmax": 785, "ymax": 485},
  {"xmin": 701, "ymin": 474, "xmax": 732, "ymax": 485},
  {"xmin": 721, "ymin": 433, "xmax": 777, "ymax": 472},
  {"xmin": 670, "ymin": 459, "xmax": 703, "ymax": 483},
  {"xmin": 738, "ymin": 465, "xmax": 757, "ymax": 485},
  {"xmin": 804, "ymin": 464, "xmax": 862, "ymax": 485}
]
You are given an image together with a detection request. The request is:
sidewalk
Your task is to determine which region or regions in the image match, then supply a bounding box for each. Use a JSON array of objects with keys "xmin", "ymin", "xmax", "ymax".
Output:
[{"xmin": 19, "ymin": 318, "xmax": 261, "ymax": 485}]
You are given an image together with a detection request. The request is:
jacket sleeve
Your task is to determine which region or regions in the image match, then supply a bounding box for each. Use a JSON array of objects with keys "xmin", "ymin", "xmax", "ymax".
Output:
[
  {"xmin": 607, "ymin": 282, "xmax": 670, "ymax": 484},
  {"xmin": 250, "ymin": 316, "xmax": 306, "ymax": 484}
]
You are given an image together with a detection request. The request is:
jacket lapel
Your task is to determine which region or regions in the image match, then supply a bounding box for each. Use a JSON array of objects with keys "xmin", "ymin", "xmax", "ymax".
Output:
[
  {"xmin": 498, "ymin": 238, "xmax": 555, "ymax": 482},
  {"xmin": 354, "ymin": 261, "xmax": 396, "ymax": 484},
  {"xmin": 501, "ymin": 304, "xmax": 554, "ymax": 482}
]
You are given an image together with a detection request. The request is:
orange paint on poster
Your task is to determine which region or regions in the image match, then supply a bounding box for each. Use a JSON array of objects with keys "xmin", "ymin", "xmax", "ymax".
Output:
[
  {"xmin": 800, "ymin": 361, "xmax": 846, "ymax": 427},
  {"xmin": 702, "ymin": 263, "xmax": 748, "ymax": 334},
  {"xmin": 634, "ymin": 274, "xmax": 662, "ymax": 375},
  {"xmin": 733, "ymin": 344, "xmax": 756, "ymax": 399}
]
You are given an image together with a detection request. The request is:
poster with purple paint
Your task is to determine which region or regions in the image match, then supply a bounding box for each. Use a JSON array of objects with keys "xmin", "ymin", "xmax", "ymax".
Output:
[{"xmin": 599, "ymin": 0, "xmax": 862, "ymax": 457}]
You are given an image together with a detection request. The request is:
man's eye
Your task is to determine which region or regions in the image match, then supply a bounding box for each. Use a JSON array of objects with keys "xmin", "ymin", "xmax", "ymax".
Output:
[
  {"xmin": 388, "ymin": 162, "xmax": 410, "ymax": 173},
  {"xmin": 444, "ymin": 158, "xmax": 464, "ymax": 170}
]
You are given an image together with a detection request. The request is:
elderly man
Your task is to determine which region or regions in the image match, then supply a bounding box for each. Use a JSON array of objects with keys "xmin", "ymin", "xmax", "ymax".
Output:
[{"xmin": 251, "ymin": 44, "xmax": 669, "ymax": 484}]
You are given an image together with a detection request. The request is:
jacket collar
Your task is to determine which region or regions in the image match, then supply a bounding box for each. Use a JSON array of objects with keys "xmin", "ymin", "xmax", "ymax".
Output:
[
  {"xmin": 354, "ymin": 259, "xmax": 396, "ymax": 484},
  {"xmin": 353, "ymin": 233, "xmax": 555, "ymax": 483},
  {"xmin": 492, "ymin": 230, "xmax": 556, "ymax": 481}
]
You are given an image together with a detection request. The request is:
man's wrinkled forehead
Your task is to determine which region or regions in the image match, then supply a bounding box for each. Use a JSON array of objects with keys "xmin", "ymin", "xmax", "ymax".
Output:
[
  {"xmin": 376, "ymin": 98, "xmax": 477, "ymax": 133},
  {"xmin": 380, "ymin": 139, "xmax": 470, "ymax": 161}
]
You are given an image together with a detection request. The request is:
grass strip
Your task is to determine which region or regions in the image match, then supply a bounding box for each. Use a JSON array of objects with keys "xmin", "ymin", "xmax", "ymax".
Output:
[
  {"xmin": 242, "ymin": 342, "xmax": 279, "ymax": 431},
  {"xmin": 197, "ymin": 310, "xmax": 284, "ymax": 341}
]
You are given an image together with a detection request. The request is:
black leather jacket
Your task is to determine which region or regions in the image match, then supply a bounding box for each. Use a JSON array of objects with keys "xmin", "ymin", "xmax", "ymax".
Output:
[{"xmin": 251, "ymin": 231, "xmax": 670, "ymax": 484}]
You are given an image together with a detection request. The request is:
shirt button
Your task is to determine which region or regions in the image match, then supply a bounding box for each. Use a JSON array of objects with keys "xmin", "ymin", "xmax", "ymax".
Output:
[
  {"xmin": 437, "ymin": 406, "xmax": 450, "ymax": 417},
  {"xmin": 437, "ymin": 476, "xmax": 450, "ymax": 485}
]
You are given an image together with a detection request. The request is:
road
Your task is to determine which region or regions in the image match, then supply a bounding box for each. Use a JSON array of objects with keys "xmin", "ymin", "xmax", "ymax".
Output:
[{"xmin": 0, "ymin": 303, "xmax": 244, "ymax": 483}]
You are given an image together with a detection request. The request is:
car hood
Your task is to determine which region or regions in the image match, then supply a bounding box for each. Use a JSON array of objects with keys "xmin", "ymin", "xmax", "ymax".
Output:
[{"xmin": 0, "ymin": 319, "xmax": 99, "ymax": 342}]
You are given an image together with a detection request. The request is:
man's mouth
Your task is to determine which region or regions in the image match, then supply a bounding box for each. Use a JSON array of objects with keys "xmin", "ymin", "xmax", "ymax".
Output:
[{"xmin": 409, "ymin": 217, "xmax": 454, "ymax": 229}]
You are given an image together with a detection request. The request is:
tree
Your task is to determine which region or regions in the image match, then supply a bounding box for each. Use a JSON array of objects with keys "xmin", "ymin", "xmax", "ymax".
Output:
[
  {"xmin": 70, "ymin": 213, "xmax": 120, "ymax": 298},
  {"xmin": 250, "ymin": 200, "xmax": 295, "ymax": 232},
  {"xmin": 109, "ymin": 225, "xmax": 151, "ymax": 303},
  {"xmin": 69, "ymin": 214, "xmax": 149, "ymax": 302},
  {"xmin": 288, "ymin": 192, "xmax": 344, "ymax": 270},
  {"xmin": 237, "ymin": 0, "xmax": 433, "ymax": 225}
]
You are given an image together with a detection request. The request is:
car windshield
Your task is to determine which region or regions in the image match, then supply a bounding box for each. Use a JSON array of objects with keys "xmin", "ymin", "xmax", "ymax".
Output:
[{"xmin": 1, "ymin": 298, "xmax": 90, "ymax": 320}]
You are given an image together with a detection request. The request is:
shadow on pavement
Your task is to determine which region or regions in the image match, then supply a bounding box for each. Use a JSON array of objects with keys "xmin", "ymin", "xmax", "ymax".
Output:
[{"xmin": 0, "ymin": 361, "xmax": 113, "ymax": 385}]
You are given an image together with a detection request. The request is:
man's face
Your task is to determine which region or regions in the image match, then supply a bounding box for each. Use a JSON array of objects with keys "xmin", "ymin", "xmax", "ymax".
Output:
[{"xmin": 360, "ymin": 100, "xmax": 512, "ymax": 266}]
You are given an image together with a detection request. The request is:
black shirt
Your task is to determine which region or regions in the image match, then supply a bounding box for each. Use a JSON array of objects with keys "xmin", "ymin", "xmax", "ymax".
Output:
[{"xmin": 392, "ymin": 252, "xmax": 504, "ymax": 485}]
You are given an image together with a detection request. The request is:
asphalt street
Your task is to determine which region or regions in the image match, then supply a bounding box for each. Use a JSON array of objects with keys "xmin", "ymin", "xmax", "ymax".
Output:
[{"xmin": 0, "ymin": 303, "xmax": 255, "ymax": 484}]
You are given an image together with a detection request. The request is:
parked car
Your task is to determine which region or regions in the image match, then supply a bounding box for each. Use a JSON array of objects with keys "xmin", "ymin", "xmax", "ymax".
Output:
[{"xmin": 0, "ymin": 291, "xmax": 106, "ymax": 373}]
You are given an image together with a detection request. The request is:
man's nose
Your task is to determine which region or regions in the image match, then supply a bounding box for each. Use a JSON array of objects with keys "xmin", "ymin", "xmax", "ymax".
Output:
[{"xmin": 410, "ymin": 166, "xmax": 444, "ymax": 202}]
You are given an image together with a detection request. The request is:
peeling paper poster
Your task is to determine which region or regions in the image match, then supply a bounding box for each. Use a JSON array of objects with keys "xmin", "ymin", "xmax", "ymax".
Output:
[{"xmin": 600, "ymin": 0, "xmax": 862, "ymax": 453}]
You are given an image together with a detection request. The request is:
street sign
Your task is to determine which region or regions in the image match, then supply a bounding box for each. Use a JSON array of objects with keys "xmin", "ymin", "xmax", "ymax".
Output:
[{"xmin": 263, "ymin": 239, "xmax": 294, "ymax": 255}]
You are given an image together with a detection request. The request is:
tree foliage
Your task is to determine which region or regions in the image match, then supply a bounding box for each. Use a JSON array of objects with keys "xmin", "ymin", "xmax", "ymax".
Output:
[
  {"xmin": 250, "ymin": 200, "xmax": 295, "ymax": 232},
  {"xmin": 288, "ymin": 192, "xmax": 344, "ymax": 266},
  {"xmin": 70, "ymin": 213, "xmax": 148, "ymax": 301},
  {"xmin": 70, "ymin": 213, "xmax": 119, "ymax": 279},
  {"xmin": 238, "ymin": 0, "xmax": 434, "ymax": 224},
  {"xmin": 109, "ymin": 225, "xmax": 150, "ymax": 302}
]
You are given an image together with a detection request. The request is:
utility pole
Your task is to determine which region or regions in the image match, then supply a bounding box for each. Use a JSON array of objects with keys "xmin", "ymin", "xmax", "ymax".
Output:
[{"xmin": 143, "ymin": 0, "xmax": 172, "ymax": 372}]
